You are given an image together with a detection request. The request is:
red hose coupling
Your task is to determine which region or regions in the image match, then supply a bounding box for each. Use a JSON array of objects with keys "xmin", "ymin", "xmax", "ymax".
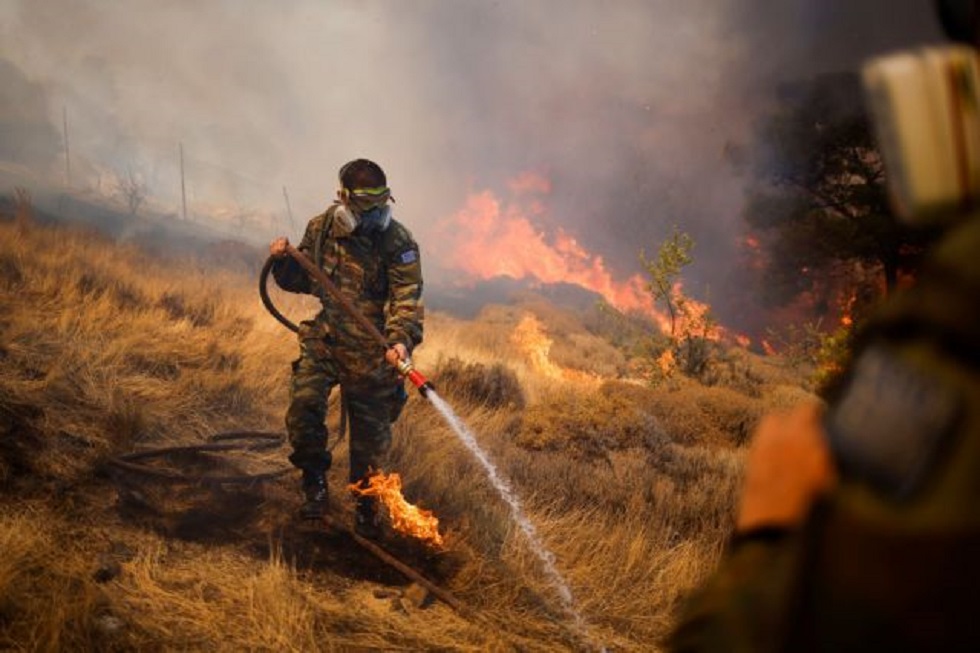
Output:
[{"xmin": 396, "ymin": 359, "xmax": 435, "ymax": 397}]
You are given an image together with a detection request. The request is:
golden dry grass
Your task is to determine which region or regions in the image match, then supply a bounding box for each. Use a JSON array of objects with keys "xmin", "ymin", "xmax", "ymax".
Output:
[{"xmin": 0, "ymin": 211, "xmax": 813, "ymax": 651}]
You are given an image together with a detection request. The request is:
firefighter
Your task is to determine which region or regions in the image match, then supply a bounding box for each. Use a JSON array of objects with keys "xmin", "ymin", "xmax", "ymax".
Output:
[
  {"xmin": 269, "ymin": 159, "xmax": 423, "ymax": 537},
  {"xmin": 668, "ymin": 2, "xmax": 980, "ymax": 650}
]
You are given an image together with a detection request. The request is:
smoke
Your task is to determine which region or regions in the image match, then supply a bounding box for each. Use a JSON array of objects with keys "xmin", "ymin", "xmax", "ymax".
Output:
[{"xmin": 0, "ymin": 0, "xmax": 942, "ymax": 331}]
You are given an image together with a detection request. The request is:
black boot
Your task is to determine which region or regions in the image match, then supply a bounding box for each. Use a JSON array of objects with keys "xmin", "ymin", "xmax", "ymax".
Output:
[
  {"xmin": 354, "ymin": 496, "xmax": 381, "ymax": 539},
  {"xmin": 299, "ymin": 470, "xmax": 328, "ymax": 520}
]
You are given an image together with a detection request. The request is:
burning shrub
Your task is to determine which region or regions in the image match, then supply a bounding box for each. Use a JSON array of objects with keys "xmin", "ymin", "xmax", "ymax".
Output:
[{"xmin": 432, "ymin": 357, "xmax": 525, "ymax": 410}]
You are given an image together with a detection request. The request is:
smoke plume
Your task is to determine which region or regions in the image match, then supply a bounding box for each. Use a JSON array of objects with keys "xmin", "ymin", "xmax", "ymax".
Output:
[{"xmin": 0, "ymin": 0, "xmax": 943, "ymax": 332}]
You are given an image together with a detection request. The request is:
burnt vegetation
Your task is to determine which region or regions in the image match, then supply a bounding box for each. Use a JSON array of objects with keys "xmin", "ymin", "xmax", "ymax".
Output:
[{"xmin": 0, "ymin": 193, "xmax": 813, "ymax": 651}]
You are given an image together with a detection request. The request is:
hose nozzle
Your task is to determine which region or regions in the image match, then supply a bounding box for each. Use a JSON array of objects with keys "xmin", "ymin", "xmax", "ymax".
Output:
[{"xmin": 396, "ymin": 358, "xmax": 435, "ymax": 397}]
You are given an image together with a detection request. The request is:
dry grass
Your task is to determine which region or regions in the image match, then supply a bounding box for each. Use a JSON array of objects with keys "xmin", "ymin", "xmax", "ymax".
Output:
[{"xmin": 0, "ymin": 211, "xmax": 813, "ymax": 651}]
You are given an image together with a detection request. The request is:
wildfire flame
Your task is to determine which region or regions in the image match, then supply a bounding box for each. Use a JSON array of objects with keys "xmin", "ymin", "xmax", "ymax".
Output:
[
  {"xmin": 437, "ymin": 172, "xmax": 735, "ymax": 343},
  {"xmin": 510, "ymin": 314, "xmax": 563, "ymax": 379},
  {"xmin": 349, "ymin": 471, "xmax": 444, "ymax": 547},
  {"xmin": 657, "ymin": 349, "xmax": 676, "ymax": 375},
  {"xmin": 510, "ymin": 313, "xmax": 601, "ymax": 383},
  {"xmin": 436, "ymin": 176, "xmax": 659, "ymax": 318}
]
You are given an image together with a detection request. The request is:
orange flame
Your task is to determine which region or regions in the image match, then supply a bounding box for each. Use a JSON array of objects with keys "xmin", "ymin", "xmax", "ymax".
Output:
[
  {"xmin": 436, "ymin": 181, "xmax": 661, "ymax": 321},
  {"xmin": 510, "ymin": 314, "xmax": 563, "ymax": 379},
  {"xmin": 742, "ymin": 234, "xmax": 766, "ymax": 272},
  {"xmin": 436, "ymin": 173, "xmax": 742, "ymax": 343},
  {"xmin": 349, "ymin": 471, "xmax": 444, "ymax": 547},
  {"xmin": 839, "ymin": 290, "xmax": 857, "ymax": 327},
  {"xmin": 510, "ymin": 313, "xmax": 601, "ymax": 383},
  {"xmin": 675, "ymin": 287, "xmax": 723, "ymax": 341},
  {"xmin": 761, "ymin": 339, "xmax": 777, "ymax": 356},
  {"xmin": 657, "ymin": 349, "xmax": 676, "ymax": 375}
]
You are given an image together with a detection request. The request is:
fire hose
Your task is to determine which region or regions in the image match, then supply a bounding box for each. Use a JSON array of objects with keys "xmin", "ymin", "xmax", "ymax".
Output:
[{"xmin": 263, "ymin": 244, "xmax": 435, "ymax": 396}]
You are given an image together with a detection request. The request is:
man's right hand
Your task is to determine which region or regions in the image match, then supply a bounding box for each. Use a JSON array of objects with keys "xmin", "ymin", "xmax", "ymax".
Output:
[{"xmin": 270, "ymin": 236, "xmax": 290, "ymax": 258}]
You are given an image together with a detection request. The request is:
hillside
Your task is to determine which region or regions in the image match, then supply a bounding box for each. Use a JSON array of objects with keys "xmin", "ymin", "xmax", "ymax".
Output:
[{"xmin": 0, "ymin": 201, "xmax": 813, "ymax": 651}]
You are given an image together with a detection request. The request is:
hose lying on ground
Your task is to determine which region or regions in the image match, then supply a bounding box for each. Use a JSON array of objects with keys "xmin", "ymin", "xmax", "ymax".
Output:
[{"xmin": 106, "ymin": 431, "xmax": 292, "ymax": 484}]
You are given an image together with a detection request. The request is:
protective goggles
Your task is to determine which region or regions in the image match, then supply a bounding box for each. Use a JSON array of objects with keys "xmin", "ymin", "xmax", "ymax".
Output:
[{"xmin": 345, "ymin": 186, "xmax": 391, "ymax": 209}]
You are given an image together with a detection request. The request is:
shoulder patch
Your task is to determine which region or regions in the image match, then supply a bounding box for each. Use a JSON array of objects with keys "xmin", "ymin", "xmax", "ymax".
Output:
[
  {"xmin": 399, "ymin": 249, "xmax": 418, "ymax": 264},
  {"xmin": 825, "ymin": 345, "xmax": 962, "ymax": 501},
  {"xmin": 379, "ymin": 219, "xmax": 417, "ymax": 256}
]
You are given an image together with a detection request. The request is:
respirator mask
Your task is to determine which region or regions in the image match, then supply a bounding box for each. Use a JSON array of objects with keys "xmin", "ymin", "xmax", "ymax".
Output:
[{"xmin": 335, "ymin": 185, "xmax": 393, "ymax": 234}]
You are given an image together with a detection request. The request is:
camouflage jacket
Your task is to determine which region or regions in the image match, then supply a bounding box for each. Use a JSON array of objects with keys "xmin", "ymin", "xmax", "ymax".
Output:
[
  {"xmin": 272, "ymin": 204, "xmax": 424, "ymax": 356},
  {"xmin": 668, "ymin": 218, "xmax": 980, "ymax": 652}
]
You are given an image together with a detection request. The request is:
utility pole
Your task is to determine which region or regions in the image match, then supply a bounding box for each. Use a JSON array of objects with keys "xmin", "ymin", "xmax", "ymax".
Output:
[
  {"xmin": 62, "ymin": 106, "xmax": 71, "ymax": 188},
  {"xmin": 179, "ymin": 142, "xmax": 188, "ymax": 221},
  {"xmin": 282, "ymin": 185, "xmax": 295, "ymax": 232}
]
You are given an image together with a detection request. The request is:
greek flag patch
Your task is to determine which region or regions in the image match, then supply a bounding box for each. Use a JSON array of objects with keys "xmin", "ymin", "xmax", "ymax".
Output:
[{"xmin": 400, "ymin": 249, "xmax": 418, "ymax": 264}]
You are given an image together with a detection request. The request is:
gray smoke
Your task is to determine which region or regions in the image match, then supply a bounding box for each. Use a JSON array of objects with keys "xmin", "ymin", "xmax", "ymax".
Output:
[{"xmin": 0, "ymin": 0, "xmax": 943, "ymax": 329}]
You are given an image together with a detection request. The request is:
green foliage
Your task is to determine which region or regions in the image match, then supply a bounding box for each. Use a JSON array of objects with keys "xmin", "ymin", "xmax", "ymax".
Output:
[
  {"xmin": 641, "ymin": 227, "xmax": 693, "ymax": 338},
  {"xmin": 639, "ymin": 228, "xmax": 719, "ymax": 383}
]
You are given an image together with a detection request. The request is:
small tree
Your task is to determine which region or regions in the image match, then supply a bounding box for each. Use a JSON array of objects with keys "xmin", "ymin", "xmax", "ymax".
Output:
[
  {"xmin": 640, "ymin": 227, "xmax": 693, "ymax": 338},
  {"xmin": 640, "ymin": 228, "xmax": 718, "ymax": 381}
]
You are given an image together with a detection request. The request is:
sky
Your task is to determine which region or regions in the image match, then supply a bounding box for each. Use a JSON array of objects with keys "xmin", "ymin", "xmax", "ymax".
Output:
[{"xmin": 0, "ymin": 0, "xmax": 945, "ymax": 332}]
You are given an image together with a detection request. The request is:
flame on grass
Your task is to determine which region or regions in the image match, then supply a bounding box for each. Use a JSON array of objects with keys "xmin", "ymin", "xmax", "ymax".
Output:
[
  {"xmin": 510, "ymin": 314, "xmax": 601, "ymax": 383},
  {"xmin": 510, "ymin": 314, "xmax": 563, "ymax": 379},
  {"xmin": 349, "ymin": 471, "xmax": 444, "ymax": 548}
]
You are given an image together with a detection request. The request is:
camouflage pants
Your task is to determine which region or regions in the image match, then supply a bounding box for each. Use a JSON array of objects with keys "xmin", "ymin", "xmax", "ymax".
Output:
[{"xmin": 285, "ymin": 321, "xmax": 407, "ymax": 484}]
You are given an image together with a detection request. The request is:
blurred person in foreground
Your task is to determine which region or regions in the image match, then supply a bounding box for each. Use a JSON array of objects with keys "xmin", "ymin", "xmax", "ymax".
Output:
[
  {"xmin": 269, "ymin": 159, "xmax": 423, "ymax": 537},
  {"xmin": 669, "ymin": 1, "xmax": 980, "ymax": 650}
]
